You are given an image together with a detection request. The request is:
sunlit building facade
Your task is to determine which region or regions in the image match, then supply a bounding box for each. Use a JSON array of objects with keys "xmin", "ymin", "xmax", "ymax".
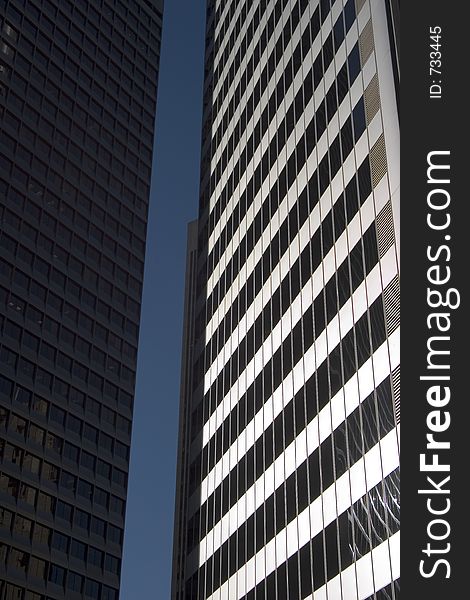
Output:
[{"xmin": 174, "ymin": 0, "xmax": 400, "ymax": 598}]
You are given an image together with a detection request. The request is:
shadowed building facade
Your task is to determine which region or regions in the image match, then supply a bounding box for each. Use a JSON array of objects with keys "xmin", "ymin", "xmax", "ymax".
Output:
[
  {"xmin": 173, "ymin": 0, "xmax": 400, "ymax": 599},
  {"xmin": 0, "ymin": 0, "xmax": 163, "ymax": 598}
]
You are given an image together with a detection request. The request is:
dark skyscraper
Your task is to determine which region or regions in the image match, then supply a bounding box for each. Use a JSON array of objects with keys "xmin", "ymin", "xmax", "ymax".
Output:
[
  {"xmin": 0, "ymin": 1, "xmax": 162, "ymax": 598},
  {"xmin": 172, "ymin": 220, "xmax": 199, "ymax": 600},
  {"xmin": 173, "ymin": 1, "xmax": 399, "ymax": 599}
]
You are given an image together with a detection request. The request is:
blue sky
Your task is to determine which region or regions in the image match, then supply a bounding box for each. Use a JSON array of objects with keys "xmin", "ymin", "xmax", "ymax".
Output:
[{"xmin": 120, "ymin": 1, "xmax": 206, "ymax": 597}]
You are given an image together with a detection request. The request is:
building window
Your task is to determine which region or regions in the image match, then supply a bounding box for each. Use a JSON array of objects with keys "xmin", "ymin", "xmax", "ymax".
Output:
[
  {"xmin": 77, "ymin": 479, "xmax": 93, "ymax": 501},
  {"xmin": 99, "ymin": 432, "xmax": 113, "ymax": 454},
  {"xmin": 73, "ymin": 508, "xmax": 90, "ymax": 532},
  {"xmin": 0, "ymin": 508, "xmax": 13, "ymax": 530},
  {"xmin": 18, "ymin": 483, "xmax": 36, "ymax": 505},
  {"xmin": 60, "ymin": 471, "xmax": 76, "ymax": 493},
  {"xmin": 94, "ymin": 487, "xmax": 109, "ymax": 509},
  {"xmin": 63, "ymin": 442, "xmax": 79, "ymax": 463},
  {"xmin": 110, "ymin": 496, "xmax": 124, "ymax": 516},
  {"xmin": 96, "ymin": 459, "xmax": 111, "ymax": 480},
  {"xmin": 107, "ymin": 524, "xmax": 122, "ymax": 545},
  {"xmin": 23, "ymin": 453, "xmax": 41, "ymax": 475},
  {"xmin": 3, "ymin": 584, "xmax": 23, "ymax": 600},
  {"xmin": 67, "ymin": 414, "xmax": 82, "ymax": 435},
  {"xmin": 45, "ymin": 432, "xmax": 62, "ymax": 453},
  {"xmin": 67, "ymin": 572, "xmax": 83, "ymax": 593},
  {"xmin": 91, "ymin": 516, "xmax": 106, "ymax": 538},
  {"xmin": 51, "ymin": 531, "xmax": 69, "ymax": 553},
  {"xmin": 115, "ymin": 441, "xmax": 128, "ymax": 460},
  {"xmin": 2, "ymin": 22, "xmax": 19, "ymax": 42},
  {"xmin": 9, "ymin": 548, "xmax": 28, "ymax": 573},
  {"xmin": 55, "ymin": 500, "xmax": 72, "ymax": 523},
  {"xmin": 112, "ymin": 468, "xmax": 126, "ymax": 488},
  {"xmin": 28, "ymin": 556, "xmax": 46, "ymax": 580},
  {"xmin": 87, "ymin": 397, "xmax": 101, "ymax": 418},
  {"xmin": 102, "ymin": 405, "xmax": 115, "ymax": 426},
  {"xmin": 70, "ymin": 387, "xmax": 86, "ymax": 410},
  {"xmin": 42, "ymin": 462, "xmax": 59, "ymax": 483},
  {"xmin": 33, "ymin": 523, "xmax": 51, "ymax": 546},
  {"xmin": 80, "ymin": 451, "xmax": 95, "ymax": 471},
  {"xmin": 50, "ymin": 405, "xmax": 66, "ymax": 426},
  {"xmin": 71, "ymin": 539, "xmax": 87, "ymax": 562},
  {"xmin": 36, "ymin": 492, "xmax": 53, "ymax": 515},
  {"xmin": 88, "ymin": 546, "xmax": 103, "ymax": 569},
  {"xmin": 12, "ymin": 515, "xmax": 32, "ymax": 538},
  {"xmin": 83, "ymin": 423, "xmax": 98, "ymax": 444},
  {"xmin": 84, "ymin": 579, "xmax": 100, "ymax": 599},
  {"xmin": 32, "ymin": 396, "xmax": 48, "ymax": 416},
  {"xmin": 101, "ymin": 585, "xmax": 118, "ymax": 600},
  {"xmin": 49, "ymin": 564, "xmax": 65, "ymax": 586},
  {"xmin": 104, "ymin": 554, "xmax": 120, "ymax": 575}
]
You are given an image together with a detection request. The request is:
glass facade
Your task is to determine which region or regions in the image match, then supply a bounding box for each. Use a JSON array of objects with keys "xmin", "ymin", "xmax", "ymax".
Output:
[
  {"xmin": 173, "ymin": 0, "xmax": 399, "ymax": 599},
  {"xmin": 0, "ymin": 0, "xmax": 163, "ymax": 598}
]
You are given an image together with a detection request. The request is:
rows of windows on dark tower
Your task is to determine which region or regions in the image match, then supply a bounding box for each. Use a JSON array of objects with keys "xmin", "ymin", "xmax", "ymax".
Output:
[
  {"xmin": 172, "ymin": 0, "xmax": 399, "ymax": 599},
  {"xmin": 1, "ymin": 0, "xmax": 163, "ymax": 598}
]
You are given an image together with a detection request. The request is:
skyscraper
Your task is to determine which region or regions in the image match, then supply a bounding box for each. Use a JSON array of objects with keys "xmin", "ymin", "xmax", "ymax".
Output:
[
  {"xmin": 173, "ymin": 0, "xmax": 399, "ymax": 599},
  {"xmin": 0, "ymin": 1, "xmax": 163, "ymax": 598},
  {"xmin": 172, "ymin": 220, "xmax": 200, "ymax": 600}
]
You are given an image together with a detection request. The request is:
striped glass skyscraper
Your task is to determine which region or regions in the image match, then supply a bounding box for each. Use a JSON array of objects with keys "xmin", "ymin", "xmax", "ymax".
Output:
[
  {"xmin": 0, "ymin": 1, "xmax": 163, "ymax": 598},
  {"xmin": 173, "ymin": 0, "xmax": 400, "ymax": 599}
]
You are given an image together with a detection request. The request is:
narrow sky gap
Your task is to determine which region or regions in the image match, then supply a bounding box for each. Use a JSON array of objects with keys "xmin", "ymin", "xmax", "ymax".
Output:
[{"xmin": 120, "ymin": 1, "xmax": 206, "ymax": 597}]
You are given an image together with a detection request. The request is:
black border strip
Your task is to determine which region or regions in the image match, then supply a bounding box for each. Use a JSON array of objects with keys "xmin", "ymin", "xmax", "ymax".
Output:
[{"xmin": 402, "ymin": 3, "xmax": 466, "ymax": 597}]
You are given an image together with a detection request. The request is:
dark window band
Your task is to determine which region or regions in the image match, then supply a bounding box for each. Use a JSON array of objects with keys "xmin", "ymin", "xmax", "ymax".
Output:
[
  {"xmin": 206, "ymin": 152, "xmax": 371, "ymax": 375},
  {"xmin": 191, "ymin": 157, "xmax": 373, "ymax": 478},
  {"xmin": 189, "ymin": 203, "xmax": 376, "ymax": 492},
  {"xmin": 210, "ymin": 0, "xmax": 310, "ymax": 148},
  {"xmin": 189, "ymin": 378, "xmax": 396, "ymax": 594},
  {"xmin": 189, "ymin": 143, "xmax": 372, "ymax": 448},
  {"xmin": 206, "ymin": 0, "xmax": 345, "ymax": 202},
  {"xmin": 196, "ymin": 40, "xmax": 362, "ymax": 350},
  {"xmin": 186, "ymin": 293, "xmax": 387, "ymax": 551},
  {"xmin": 205, "ymin": 0, "xmax": 356, "ymax": 262},
  {"xmin": 205, "ymin": 44, "xmax": 362, "ymax": 319},
  {"xmin": 191, "ymin": 91, "xmax": 366, "ymax": 411},
  {"xmin": 185, "ymin": 468, "xmax": 400, "ymax": 599}
]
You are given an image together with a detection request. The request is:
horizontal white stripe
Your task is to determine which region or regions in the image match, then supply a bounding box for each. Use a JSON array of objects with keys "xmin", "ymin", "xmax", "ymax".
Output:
[
  {"xmin": 203, "ymin": 425, "xmax": 400, "ymax": 598},
  {"xmin": 205, "ymin": 89, "xmax": 371, "ymax": 347},
  {"xmin": 194, "ymin": 254, "xmax": 397, "ymax": 511},
  {"xmin": 208, "ymin": 3, "xmax": 354, "ymax": 250},
  {"xmin": 212, "ymin": 0, "xmax": 250, "ymax": 60},
  {"xmin": 201, "ymin": 192, "xmax": 380, "ymax": 446},
  {"xmin": 212, "ymin": 0, "xmax": 291, "ymax": 104},
  {"xmin": 204, "ymin": 178, "xmax": 387, "ymax": 403},
  {"xmin": 211, "ymin": 0, "xmax": 317, "ymax": 167},
  {"xmin": 206, "ymin": 53, "xmax": 364, "ymax": 300},
  {"xmin": 309, "ymin": 531, "xmax": 400, "ymax": 600},
  {"xmin": 187, "ymin": 328, "xmax": 399, "ymax": 568},
  {"xmin": 206, "ymin": 174, "xmax": 336, "ymax": 386},
  {"xmin": 210, "ymin": 4, "xmax": 324, "ymax": 215},
  {"xmin": 212, "ymin": 0, "xmax": 275, "ymax": 96}
]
